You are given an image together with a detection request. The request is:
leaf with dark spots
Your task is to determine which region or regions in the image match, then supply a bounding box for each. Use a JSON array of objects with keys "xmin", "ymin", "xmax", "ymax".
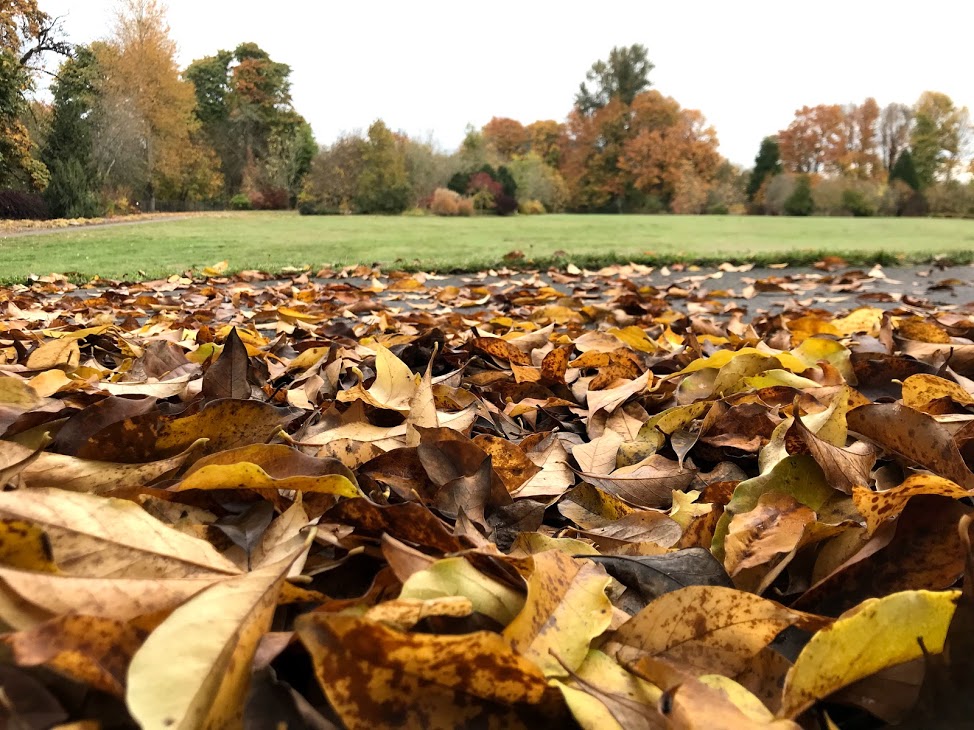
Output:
[
  {"xmin": 296, "ymin": 613, "xmax": 551, "ymax": 730},
  {"xmin": 786, "ymin": 411, "xmax": 876, "ymax": 493},
  {"xmin": 77, "ymin": 399, "xmax": 303, "ymax": 463},
  {"xmin": 202, "ymin": 326, "xmax": 253, "ymax": 401},
  {"xmin": 50, "ymin": 394, "xmax": 158, "ymax": 455},
  {"xmin": 324, "ymin": 499, "xmax": 465, "ymax": 554},
  {"xmin": 585, "ymin": 549, "xmax": 733, "ymax": 614},
  {"xmin": 847, "ymin": 403, "xmax": 974, "ymax": 489}
]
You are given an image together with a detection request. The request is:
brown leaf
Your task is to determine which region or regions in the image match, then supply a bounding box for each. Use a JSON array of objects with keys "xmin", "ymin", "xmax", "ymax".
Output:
[
  {"xmin": 295, "ymin": 613, "xmax": 549, "ymax": 730},
  {"xmin": 201, "ymin": 326, "xmax": 252, "ymax": 400},
  {"xmin": 847, "ymin": 403, "xmax": 974, "ymax": 489}
]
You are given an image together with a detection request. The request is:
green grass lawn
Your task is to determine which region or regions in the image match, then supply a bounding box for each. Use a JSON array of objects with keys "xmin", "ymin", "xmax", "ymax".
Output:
[{"xmin": 0, "ymin": 211, "xmax": 973, "ymax": 282}]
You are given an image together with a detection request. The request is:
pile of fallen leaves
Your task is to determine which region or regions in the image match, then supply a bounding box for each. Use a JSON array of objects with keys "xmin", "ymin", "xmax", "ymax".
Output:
[{"xmin": 1, "ymin": 264, "xmax": 974, "ymax": 729}]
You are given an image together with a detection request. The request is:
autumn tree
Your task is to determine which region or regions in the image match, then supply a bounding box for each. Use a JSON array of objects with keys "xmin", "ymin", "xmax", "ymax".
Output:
[
  {"xmin": 842, "ymin": 98, "xmax": 881, "ymax": 179},
  {"xmin": 355, "ymin": 120, "xmax": 411, "ymax": 214},
  {"xmin": 879, "ymin": 102, "xmax": 912, "ymax": 172},
  {"xmin": 186, "ymin": 43, "xmax": 313, "ymax": 202},
  {"xmin": 620, "ymin": 92, "xmax": 721, "ymax": 208},
  {"xmin": 777, "ymin": 104, "xmax": 848, "ymax": 175},
  {"xmin": 561, "ymin": 98, "xmax": 632, "ymax": 211},
  {"xmin": 482, "ymin": 117, "xmax": 528, "ymax": 160},
  {"xmin": 746, "ymin": 137, "xmax": 782, "ymax": 202},
  {"xmin": 575, "ymin": 44, "xmax": 653, "ymax": 114},
  {"xmin": 911, "ymin": 91, "xmax": 970, "ymax": 188},
  {"xmin": 0, "ymin": 0, "xmax": 69, "ymax": 189},
  {"xmin": 101, "ymin": 0, "xmax": 221, "ymax": 210},
  {"xmin": 526, "ymin": 120, "xmax": 564, "ymax": 167}
]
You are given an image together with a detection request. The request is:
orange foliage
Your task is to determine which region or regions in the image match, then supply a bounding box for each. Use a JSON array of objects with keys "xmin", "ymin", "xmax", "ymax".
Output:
[
  {"xmin": 526, "ymin": 120, "xmax": 566, "ymax": 167},
  {"xmin": 482, "ymin": 117, "xmax": 529, "ymax": 160},
  {"xmin": 777, "ymin": 104, "xmax": 848, "ymax": 175}
]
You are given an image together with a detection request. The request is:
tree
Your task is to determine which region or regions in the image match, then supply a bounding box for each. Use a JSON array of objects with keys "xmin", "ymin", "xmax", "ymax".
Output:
[
  {"xmin": 784, "ymin": 174, "xmax": 814, "ymax": 216},
  {"xmin": 843, "ymin": 98, "xmax": 881, "ymax": 179},
  {"xmin": 42, "ymin": 46, "xmax": 102, "ymax": 217},
  {"xmin": 0, "ymin": 0, "xmax": 69, "ymax": 189},
  {"xmin": 575, "ymin": 44, "xmax": 653, "ymax": 114},
  {"xmin": 746, "ymin": 137, "xmax": 782, "ymax": 201},
  {"xmin": 889, "ymin": 149, "xmax": 920, "ymax": 191},
  {"xmin": 777, "ymin": 105, "xmax": 848, "ymax": 174},
  {"xmin": 355, "ymin": 120, "xmax": 411, "ymax": 214},
  {"xmin": 879, "ymin": 102, "xmax": 912, "ymax": 172},
  {"xmin": 482, "ymin": 117, "xmax": 528, "ymax": 160},
  {"xmin": 911, "ymin": 91, "xmax": 970, "ymax": 188},
  {"xmin": 301, "ymin": 134, "xmax": 367, "ymax": 213},
  {"xmin": 526, "ymin": 120, "xmax": 564, "ymax": 167},
  {"xmin": 186, "ymin": 43, "xmax": 307, "ymax": 199},
  {"xmin": 101, "ymin": 0, "xmax": 221, "ymax": 209}
]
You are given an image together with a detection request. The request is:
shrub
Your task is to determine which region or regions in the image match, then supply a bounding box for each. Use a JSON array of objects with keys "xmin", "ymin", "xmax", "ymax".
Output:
[
  {"xmin": 45, "ymin": 159, "xmax": 101, "ymax": 219},
  {"xmin": 402, "ymin": 207, "xmax": 427, "ymax": 217},
  {"xmin": 926, "ymin": 181, "xmax": 974, "ymax": 218},
  {"xmin": 784, "ymin": 175, "xmax": 814, "ymax": 216},
  {"xmin": 495, "ymin": 165, "xmax": 517, "ymax": 197},
  {"xmin": 456, "ymin": 197, "xmax": 474, "ymax": 216},
  {"xmin": 0, "ymin": 190, "xmax": 49, "ymax": 220},
  {"xmin": 901, "ymin": 190, "xmax": 929, "ymax": 217},
  {"xmin": 519, "ymin": 199, "xmax": 546, "ymax": 215},
  {"xmin": 447, "ymin": 172, "xmax": 469, "ymax": 195},
  {"xmin": 230, "ymin": 193, "xmax": 252, "ymax": 211},
  {"xmin": 430, "ymin": 188, "xmax": 461, "ymax": 216},
  {"xmin": 841, "ymin": 188, "xmax": 875, "ymax": 217},
  {"xmin": 494, "ymin": 193, "xmax": 519, "ymax": 216},
  {"xmin": 760, "ymin": 174, "xmax": 796, "ymax": 215},
  {"xmin": 248, "ymin": 187, "xmax": 289, "ymax": 211}
]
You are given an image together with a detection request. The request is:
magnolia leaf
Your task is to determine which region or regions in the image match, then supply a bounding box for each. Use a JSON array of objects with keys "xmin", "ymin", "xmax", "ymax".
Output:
[{"xmin": 780, "ymin": 589, "xmax": 961, "ymax": 718}]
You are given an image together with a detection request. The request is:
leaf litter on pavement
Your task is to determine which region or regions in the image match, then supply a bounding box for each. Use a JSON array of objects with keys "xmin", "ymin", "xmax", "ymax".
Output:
[{"xmin": 1, "ymin": 260, "xmax": 974, "ymax": 728}]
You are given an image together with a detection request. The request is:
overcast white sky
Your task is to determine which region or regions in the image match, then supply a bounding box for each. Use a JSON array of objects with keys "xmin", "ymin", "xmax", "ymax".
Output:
[{"xmin": 41, "ymin": 0, "xmax": 974, "ymax": 166}]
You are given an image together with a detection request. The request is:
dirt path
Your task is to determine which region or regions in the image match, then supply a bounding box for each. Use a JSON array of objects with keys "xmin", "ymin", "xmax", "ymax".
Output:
[{"xmin": 0, "ymin": 211, "xmax": 234, "ymax": 239}]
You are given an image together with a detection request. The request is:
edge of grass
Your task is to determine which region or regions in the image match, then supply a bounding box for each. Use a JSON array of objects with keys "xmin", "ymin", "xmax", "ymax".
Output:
[{"xmin": 12, "ymin": 248, "xmax": 973, "ymax": 287}]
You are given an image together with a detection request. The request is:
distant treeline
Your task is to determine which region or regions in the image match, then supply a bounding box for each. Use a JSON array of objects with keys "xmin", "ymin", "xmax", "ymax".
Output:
[{"xmin": 1, "ymin": 1, "xmax": 972, "ymax": 220}]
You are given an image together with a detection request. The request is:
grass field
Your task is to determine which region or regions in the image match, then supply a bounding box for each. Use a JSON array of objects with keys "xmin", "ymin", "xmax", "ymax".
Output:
[{"xmin": 0, "ymin": 211, "xmax": 973, "ymax": 282}]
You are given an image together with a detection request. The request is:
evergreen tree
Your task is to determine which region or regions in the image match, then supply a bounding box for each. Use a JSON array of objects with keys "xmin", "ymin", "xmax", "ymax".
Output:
[
  {"xmin": 355, "ymin": 120, "xmax": 411, "ymax": 214},
  {"xmin": 889, "ymin": 149, "xmax": 920, "ymax": 191},
  {"xmin": 746, "ymin": 136, "xmax": 782, "ymax": 201},
  {"xmin": 784, "ymin": 174, "xmax": 814, "ymax": 216},
  {"xmin": 576, "ymin": 44, "xmax": 654, "ymax": 114},
  {"xmin": 42, "ymin": 46, "xmax": 102, "ymax": 217}
]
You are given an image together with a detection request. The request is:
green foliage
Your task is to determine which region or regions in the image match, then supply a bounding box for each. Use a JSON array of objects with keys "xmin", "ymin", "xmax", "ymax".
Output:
[
  {"xmin": 45, "ymin": 159, "xmax": 100, "ymax": 218},
  {"xmin": 447, "ymin": 172, "xmax": 468, "ymax": 196},
  {"xmin": 229, "ymin": 193, "xmax": 251, "ymax": 210},
  {"xmin": 841, "ymin": 187, "xmax": 876, "ymax": 217},
  {"xmin": 889, "ymin": 150, "xmax": 920, "ymax": 191},
  {"xmin": 747, "ymin": 137, "xmax": 782, "ymax": 201},
  {"xmin": 784, "ymin": 175, "xmax": 814, "ymax": 216},
  {"xmin": 495, "ymin": 165, "xmax": 517, "ymax": 198},
  {"xmin": 355, "ymin": 120, "xmax": 412, "ymax": 215},
  {"xmin": 508, "ymin": 153, "xmax": 568, "ymax": 212},
  {"xmin": 185, "ymin": 43, "xmax": 309, "ymax": 199},
  {"xmin": 0, "ymin": 51, "xmax": 48, "ymax": 190},
  {"xmin": 576, "ymin": 44, "xmax": 654, "ymax": 113},
  {"xmin": 42, "ymin": 46, "xmax": 103, "ymax": 218},
  {"xmin": 302, "ymin": 134, "xmax": 367, "ymax": 214}
]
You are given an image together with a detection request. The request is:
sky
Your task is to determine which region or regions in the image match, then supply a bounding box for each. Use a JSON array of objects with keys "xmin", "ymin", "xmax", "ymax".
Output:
[{"xmin": 41, "ymin": 0, "xmax": 974, "ymax": 166}]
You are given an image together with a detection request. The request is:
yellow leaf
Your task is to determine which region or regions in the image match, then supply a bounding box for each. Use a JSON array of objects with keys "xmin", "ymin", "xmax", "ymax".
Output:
[
  {"xmin": 174, "ymin": 461, "xmax": 359, "ymax": 496},
  {"xmin": 503, "ymin": 550, "xmax": 613, "ymax": 677},
  {"xmin": 0, "ymin": 488, "xmax": 240, "ymax": 579},
  {"xmin": 902, "ymin": 373, "xmax": 974, "ymax": 412},
  {"xmin": 399, "ymin": 556, "xmax": 524, "ymax": 625},
  {"xmin": 555, "ymin": 649, "xmax": 662, "ymax": 730},
  {"xmin": 126, "ymin": 541, "xmax": 311, "ymax": 729},
  {"xmin": 610, "ymin": 585, "xmax": 823, "ymax": 677},
  {"xmin": 26, "ymin": 339, "xmax": 80, "ymax": 370},
  {"xmin": 337, "ymin": 344, "xmax": 419, "ymax": 411},
  {"xmin": 780, "ymin": 589, "xmax": 960, "ymax": 718}
]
